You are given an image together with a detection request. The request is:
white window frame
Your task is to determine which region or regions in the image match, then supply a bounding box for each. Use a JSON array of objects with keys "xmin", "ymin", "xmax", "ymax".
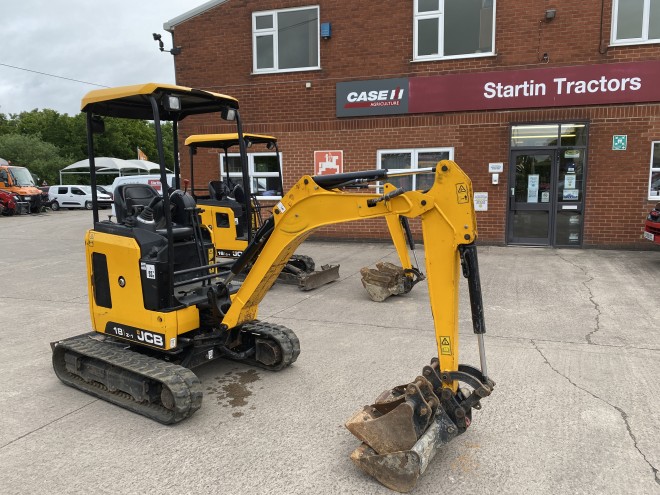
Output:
[
  {"xmin": 649, "ymin": 141, "xmax": 660, "ymax": 199},
  {"xmin": 611, "ymin": 0, "xmax": 660, "ymax": 46},
  {"xmin": 413, "ymin": 0, "xmax": 496, "ymax": 62},
  {"xmin": 220, "ymin": 152, "xmax": 283, "ymax": 200},
  {"xmin": 252, "ymin": 5, "xmax": 321, "ymax": 74},
  {"xmin": 377, "ymin": 147, "xmax": 454, "ymax": 192}
]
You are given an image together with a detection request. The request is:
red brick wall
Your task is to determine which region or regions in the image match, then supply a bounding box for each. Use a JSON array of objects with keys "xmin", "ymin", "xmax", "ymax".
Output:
[{"xmin": 170, "ymin": 0, "xmax": 660, "ymax": 247}]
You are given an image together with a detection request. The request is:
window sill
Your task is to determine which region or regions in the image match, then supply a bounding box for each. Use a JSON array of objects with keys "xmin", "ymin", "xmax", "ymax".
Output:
[
  {"xmin": 411, "ymin": 52, "xmax": 496, "ymax": 63},
  {"xmin": 252, "ymin": 67, "xmax": 322, "ymax": 76},
  {"xmin": 609, "ymin": 39, "xmax": 660, "ymax": 48}
]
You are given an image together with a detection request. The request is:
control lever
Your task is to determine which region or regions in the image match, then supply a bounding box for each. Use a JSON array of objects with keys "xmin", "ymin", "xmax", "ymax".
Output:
[{"xmin": 367, "ymin": 187, "xmax": 405, "ymax": 207}]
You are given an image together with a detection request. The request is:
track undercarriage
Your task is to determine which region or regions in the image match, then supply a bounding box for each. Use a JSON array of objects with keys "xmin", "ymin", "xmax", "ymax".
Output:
[{"xmin": 51, "ymin": 320, "xmax": 300, "ymax": 424}]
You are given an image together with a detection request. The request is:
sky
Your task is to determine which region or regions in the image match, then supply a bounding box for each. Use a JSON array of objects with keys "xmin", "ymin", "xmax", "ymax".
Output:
[{"xmin": 0, "ymin": 1, "xmax": 211, "ymax": 116}]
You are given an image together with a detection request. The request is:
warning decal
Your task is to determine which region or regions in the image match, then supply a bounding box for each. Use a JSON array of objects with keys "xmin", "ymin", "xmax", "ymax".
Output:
[
  {"xmin": 440, "ymin": 336, "xmax": 452, "ymax": 355},
  {"xmin": 456, "ymin": 184, "xmax": 469, "ymax": 204}
]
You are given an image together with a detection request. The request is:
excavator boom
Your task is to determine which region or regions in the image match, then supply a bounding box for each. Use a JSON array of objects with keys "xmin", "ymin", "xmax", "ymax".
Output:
[{"xmin": 217, "ymin": 160, "xmax": 494, "ymax": 491}]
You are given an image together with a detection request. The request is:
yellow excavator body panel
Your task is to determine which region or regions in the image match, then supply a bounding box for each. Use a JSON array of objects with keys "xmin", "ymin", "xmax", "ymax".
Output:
[{"xmin": 85, "ymin": 230, "xmax": 199, "ymax": 351}]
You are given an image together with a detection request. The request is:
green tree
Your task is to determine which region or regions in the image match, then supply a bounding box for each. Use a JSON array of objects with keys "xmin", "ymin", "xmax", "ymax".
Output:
[{"xmin": 0, "ymin": 133, "xmax": 70, "ymax": 184}]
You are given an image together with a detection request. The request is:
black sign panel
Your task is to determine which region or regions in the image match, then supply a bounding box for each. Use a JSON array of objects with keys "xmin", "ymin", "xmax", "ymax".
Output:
[
  {"xmin": 105, "ymin": 322, "xmax": 166, "ymax": 349},
  {"xmin": 336, "ymin": 78, "xmax": 409, "ymax": 117}
]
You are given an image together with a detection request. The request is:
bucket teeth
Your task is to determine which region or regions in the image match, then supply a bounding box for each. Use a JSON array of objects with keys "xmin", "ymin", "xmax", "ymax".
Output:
[{"xmin": 346, "ymin": 360, "xmax": 494, "ymax": 492}]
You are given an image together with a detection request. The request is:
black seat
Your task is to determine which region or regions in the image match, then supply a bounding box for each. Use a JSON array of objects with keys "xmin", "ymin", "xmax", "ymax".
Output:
[
  {"xmin": 209, "ymin": 180, "xmax": 231, "ymax": 201},
  {"xmin": 169, "ymin": 190, "xmax": 197, "ymax": 226},
  {"xmin": 114, "ymin": 184, "xmax": 164, "ymax": 227},
  {"xmin": 231, "ymin": 184, "xmax": 245, "ymax": 204}
]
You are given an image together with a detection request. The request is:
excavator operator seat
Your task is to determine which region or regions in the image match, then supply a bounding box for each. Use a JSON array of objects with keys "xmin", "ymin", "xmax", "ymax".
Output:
[
  {"xmin": 169, "ymin": 190, "xmax": 197, "ymax": 227},
  {"xmin": 209, "ymin": 180, "xmax": 231, "ymax": 201},
  {"xmin": 114, "ymin": 183, "xmax": 164, "ymax": 227}
]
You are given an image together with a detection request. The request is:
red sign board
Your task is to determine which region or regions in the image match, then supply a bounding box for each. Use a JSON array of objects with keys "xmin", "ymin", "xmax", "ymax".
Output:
[
  {"xmin": 409, "ymin": 60, "xmax": 660, "ymax": 113},
  {"xmin": 314, "ymin": 151, "xmax": 343, "ymax": 175}
]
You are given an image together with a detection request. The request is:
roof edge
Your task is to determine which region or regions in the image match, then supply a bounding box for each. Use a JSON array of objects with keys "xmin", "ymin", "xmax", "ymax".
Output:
[{"xmin": 163, "ymin": 0, "xmax": 229, "ymax": 32}]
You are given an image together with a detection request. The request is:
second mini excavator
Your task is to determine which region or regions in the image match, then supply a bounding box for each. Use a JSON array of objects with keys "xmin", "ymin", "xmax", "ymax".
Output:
[
  {"xmin": 51, "ymin": 83, "xmax": 494, "ymax": 492},
  {"xmin": 184, "ymin": 132, "xmax": 340, "ymax": 290}
]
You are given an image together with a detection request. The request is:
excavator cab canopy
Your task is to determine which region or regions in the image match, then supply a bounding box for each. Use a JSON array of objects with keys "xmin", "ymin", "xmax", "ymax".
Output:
[
  {"xmin": 81, "ymin": 83, "xmax": 239, "ymax": 121},
  {"xmin": 185, "ymin": 133, "xmax": 277, "ymax": 150}
]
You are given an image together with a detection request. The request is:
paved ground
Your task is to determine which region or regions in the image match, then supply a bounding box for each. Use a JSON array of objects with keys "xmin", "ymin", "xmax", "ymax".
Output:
[{"xmin": 1, "ymin": 209, "xmax": 659, "ymax": 495}]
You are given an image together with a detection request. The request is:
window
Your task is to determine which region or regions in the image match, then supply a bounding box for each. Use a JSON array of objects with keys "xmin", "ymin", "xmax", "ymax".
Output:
[
  {"xmin": 414, "ymin": 0, "xmax": 495, "ymax": 61},
  {"xmin": 612, "ymin": 0, "xmax": 660, "ymax": 45},
  {"xmin": 253, "ymin": 6, "xmax": 320, "ymax": 73},
  {"xmin": 377, "ymin": 148, "xmax": 454, "ymax": 192},
  {"xmin": 650, "ymin": 142, "xmax": 660, "ymax": 199},
  {"xmin": 220, "ymin": 153, "xmax": 284, "ymax": 200},
  {"xmin": 72, "ymin": 187, "xmax": 86, "ymax": 196}
]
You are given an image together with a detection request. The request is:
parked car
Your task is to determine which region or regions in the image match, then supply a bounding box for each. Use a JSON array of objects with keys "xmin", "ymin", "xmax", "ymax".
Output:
[
  {"xmin": 643, "ymin": 202, "xmax": 660, "ymax": 245},
  {"xmin": 48, "ymin": 185, "xmax": 112, "ymax": 211},
  {"xmin": 0, "ymin": 189, "xmax": 31, "ymax": 215}
]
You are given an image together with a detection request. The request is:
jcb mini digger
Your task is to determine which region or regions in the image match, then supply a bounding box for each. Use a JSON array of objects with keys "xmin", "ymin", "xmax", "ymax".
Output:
[
  {"xmin": 51, "ymin": 83, "xmax": 494, "ymax": 492},
  {"xmin": 184, "ymin": 131, "xmax": 424, "ymax": 297},
  {"xmin": 184, "ymin": 132, "xmax": 340, "ymax": 290}
]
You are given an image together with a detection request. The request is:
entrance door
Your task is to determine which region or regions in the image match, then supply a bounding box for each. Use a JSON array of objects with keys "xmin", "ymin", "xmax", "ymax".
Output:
[
  {"xmin": 508, "ymin": 151, "xmax": 554, "ymax": 245},
  {"xmin": 507, "ymin": 123, "xmax": 588, "ymax": 247}
]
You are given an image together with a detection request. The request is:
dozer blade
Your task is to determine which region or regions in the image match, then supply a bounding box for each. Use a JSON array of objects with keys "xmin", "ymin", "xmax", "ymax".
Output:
[
  {"xmin": 346, "ymin": 361, "xmax": 494, "ymax": 492},
  {"xmin": 278, "ymin": 263, "xmax": 340, "ymax": 290}
]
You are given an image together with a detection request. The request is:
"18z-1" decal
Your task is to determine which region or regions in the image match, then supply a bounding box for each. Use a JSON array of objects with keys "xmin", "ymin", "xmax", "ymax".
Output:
[{"xmin": 105, "ymin": 322, "xmax": 166, "ymax": 348}]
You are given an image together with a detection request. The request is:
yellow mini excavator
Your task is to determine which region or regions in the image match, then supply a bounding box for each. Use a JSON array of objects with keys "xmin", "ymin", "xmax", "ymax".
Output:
[
  {"xmin": 51, "ymin": 83, "xmax": 494, "ymax": 493},
  {"xmin": 184, "ymin": 132, "xmax": 341, "ymax": 290}
]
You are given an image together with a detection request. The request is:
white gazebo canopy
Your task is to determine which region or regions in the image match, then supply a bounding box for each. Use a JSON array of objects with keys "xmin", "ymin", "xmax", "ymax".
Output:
[{"xmin": 59, "ymin": 157, "xmax": 171, "ymax": 183}]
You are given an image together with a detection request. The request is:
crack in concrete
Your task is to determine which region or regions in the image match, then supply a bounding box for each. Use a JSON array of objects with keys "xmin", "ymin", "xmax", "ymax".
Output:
[
  {"xmin": 531, "ymin": 339, "xmax": 660, "ymax": 486},
  {"xmin": 0, "ymin": 400, "xmax": 97, "ymax": 451},
  {"xmin": 555, "ymin": 252, "xmax": 602, "ymax": 345}
]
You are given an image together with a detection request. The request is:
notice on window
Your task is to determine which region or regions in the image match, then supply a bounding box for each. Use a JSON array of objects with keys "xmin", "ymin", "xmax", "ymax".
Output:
[
  {"xmin": 527, "ymin": 174, "xmax": 539, "ymax": 203},
  {"xmin": 474, "ymin": 192, "xmax": 488, "ymax": 211},
  {"xmin": 541, "ymin": 191, "xmax": 550, "ymax": 203},
  {"xmin": 564, "ymin": 175, "xmax": 576, "ymax": 189},
  {"xmin": 563, "ymin": 189, "xmax": 579, "ymax": 201}
]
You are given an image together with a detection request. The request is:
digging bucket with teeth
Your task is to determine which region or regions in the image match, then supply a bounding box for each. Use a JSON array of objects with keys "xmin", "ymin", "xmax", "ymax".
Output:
[{"xmin": 346, "ymin": 244, "xmax": 495, "ymax": 492}]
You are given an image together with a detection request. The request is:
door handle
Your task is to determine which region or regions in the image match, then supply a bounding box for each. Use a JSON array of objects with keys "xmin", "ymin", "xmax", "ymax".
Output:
[{"xmin": 510, "ymin": 187, "xmax": 515, "ymax": 196}]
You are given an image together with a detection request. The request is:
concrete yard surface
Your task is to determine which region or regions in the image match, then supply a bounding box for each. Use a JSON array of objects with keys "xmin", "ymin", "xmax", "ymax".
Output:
[{"xmin": 0, "ymin": 210, "xmax": 659, "ymax": 494}]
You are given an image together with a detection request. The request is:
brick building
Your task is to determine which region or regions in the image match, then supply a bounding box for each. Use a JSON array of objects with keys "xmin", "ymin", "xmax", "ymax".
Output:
[{"xmin": 164, "ymin": 0, "xmax": 660, "ymax": 248}]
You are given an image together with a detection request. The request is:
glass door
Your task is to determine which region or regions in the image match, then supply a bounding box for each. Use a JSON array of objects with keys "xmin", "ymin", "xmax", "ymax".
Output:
[
  {"xmin": 554, "ymin": 148, "xmax": 585, "ymax": 246},
  {"xmin": 507, "ymin": 151, "xmax": 555, "ymax": 245},
  {"xmin": 508, "ymin": 123, "xmax": 588, "ymax": 247}
]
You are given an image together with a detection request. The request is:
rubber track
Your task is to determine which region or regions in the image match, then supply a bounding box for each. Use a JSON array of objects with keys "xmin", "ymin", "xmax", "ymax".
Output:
[
  {"xmin": 238, "ymin": 320, "xmax": 301, "ymax": 371},
  {"xmin": 52, "ymin": 333, "xmax": 203, "ymax": 424}
]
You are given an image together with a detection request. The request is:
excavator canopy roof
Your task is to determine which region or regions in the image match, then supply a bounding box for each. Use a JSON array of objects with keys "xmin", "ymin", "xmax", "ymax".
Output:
[
  {"xmin": 81, "ymin": 83, "xmax": 239, "ymax": 120},
  {"xmin": 184, "ymin": 133, "xmax": 277, "ymax": 149}
]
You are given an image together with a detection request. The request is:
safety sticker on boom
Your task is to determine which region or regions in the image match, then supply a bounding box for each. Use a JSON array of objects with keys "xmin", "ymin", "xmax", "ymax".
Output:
[
  {"xmin": 440, "ymin": 336, "xmax": 452, "ymax": 355},
  {"xmin": 456, "ymin": 184, "xmax": 469, "ymax": 204}
]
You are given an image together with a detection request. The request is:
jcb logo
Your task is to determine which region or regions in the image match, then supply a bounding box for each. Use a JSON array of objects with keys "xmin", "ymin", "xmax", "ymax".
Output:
[{"xmin": 137, "ymin": 330, "xmax": 164, "ymax": 347}]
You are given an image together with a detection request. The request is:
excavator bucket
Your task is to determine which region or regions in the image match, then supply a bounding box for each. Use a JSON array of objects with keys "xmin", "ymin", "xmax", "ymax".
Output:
[
  {"xmin": 360, "ymin": 262, "xmax": 423, "ymax": 302},
  {"xmin": 346, "ymin": 360, "xmax": 494, "ymax": 492}
]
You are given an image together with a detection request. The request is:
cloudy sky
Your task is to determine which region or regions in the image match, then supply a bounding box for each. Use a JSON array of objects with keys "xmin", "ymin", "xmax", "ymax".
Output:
[{"xmin": 1, "ymin": 1, "xmax": 211, "ymax": 116}]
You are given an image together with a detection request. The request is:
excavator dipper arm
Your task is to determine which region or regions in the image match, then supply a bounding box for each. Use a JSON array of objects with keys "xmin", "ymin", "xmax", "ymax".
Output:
[{"xmin": 219, "ymin": 160, "xmax": 494, "ymax": 492}]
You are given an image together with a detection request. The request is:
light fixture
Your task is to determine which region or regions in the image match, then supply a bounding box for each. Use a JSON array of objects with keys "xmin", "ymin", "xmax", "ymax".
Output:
[
  {"xmin": 163, "ymin": 95, "xmax": 181, "ymax": 112},
  {"xmin": 544, "ymin": 9, "xmax": 556, "ymax": 21},
  {"xmin": 152, "ymin": 33, "xmax": 182, "ymax": 56},
  {"xmin": 221, "ymin": 107, "xmax": 236, "ymax": 121}
]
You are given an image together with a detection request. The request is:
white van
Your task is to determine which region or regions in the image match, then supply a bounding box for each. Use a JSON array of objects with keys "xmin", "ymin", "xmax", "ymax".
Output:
[{"xmin": 49, "ymin": 185, "xmax": 113, "ymax": 211}]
